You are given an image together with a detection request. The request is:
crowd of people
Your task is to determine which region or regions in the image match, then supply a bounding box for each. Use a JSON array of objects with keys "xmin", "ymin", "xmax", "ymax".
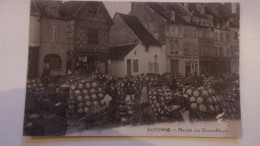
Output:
[{"xmin": 23, "ymin": 72, "xmax": 240, "ymax": 135}]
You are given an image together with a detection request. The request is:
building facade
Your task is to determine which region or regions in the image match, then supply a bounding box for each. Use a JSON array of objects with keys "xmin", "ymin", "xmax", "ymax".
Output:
[
  {"xmin": 108, "ymin": 13, "xmax": 166, "ymax": 76},
  {"xmin": 32, "ymin": 1, "xmax": 113, "ymax": 76},
  {"xmin": 28, "ymin": 1, "xmax": 40, "ymax": 77},
  {"xmin": 131, "ymin": 2, "xmax": 239, "ymax": 76}
]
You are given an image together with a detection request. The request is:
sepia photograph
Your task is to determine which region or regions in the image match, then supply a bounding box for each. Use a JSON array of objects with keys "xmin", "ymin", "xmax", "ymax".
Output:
[{"xmin": 23, "ymin": 0, "xmax": 241, "ymax": 137}]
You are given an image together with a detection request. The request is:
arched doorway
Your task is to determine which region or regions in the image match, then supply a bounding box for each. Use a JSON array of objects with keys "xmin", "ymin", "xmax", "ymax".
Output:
[{"xmin": 43, "ymin": 54, "xmax": 61, "ymax": 75}]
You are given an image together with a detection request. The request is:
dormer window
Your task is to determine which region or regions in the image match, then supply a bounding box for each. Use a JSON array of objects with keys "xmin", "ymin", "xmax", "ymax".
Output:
[
  {"xmin": 51, "ymin": 7, "xmax": 56, "ymax": 16},
  {"xmin": 88, "ymin": 6, "xmax": 98, "ymax": 15},
  {"xmin": 46, "ymin": 4, "xmax": 59, "ymax": 17},
  {"xmin": 170, "ymin": 11, "xmax": 175, "ymax": 21},
  {"xmin": 163, "ymin": 11, "xmax": 175, "ymax": 22}
]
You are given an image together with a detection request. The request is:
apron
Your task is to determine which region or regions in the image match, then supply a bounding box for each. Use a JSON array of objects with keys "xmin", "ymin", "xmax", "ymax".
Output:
[{"xmin": 140, "ymin": 86, "xmax": 148, "ymax": 104}]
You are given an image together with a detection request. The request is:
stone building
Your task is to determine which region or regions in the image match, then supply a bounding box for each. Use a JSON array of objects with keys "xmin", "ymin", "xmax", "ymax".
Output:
[
  {"xmin": 205, "ymin": 3, "xmax": 233, "ymax": 74},
  {"xmin": 131, "ymin": 2, "xmax": 239, "ymax": 75},
  {"xmin": 131, "ymin": 3, "xmax": 209, "ymax": 75},
  {"xmin": 108, "ymin": 13, "xmax": 166, "ymax": 76},
  {"xmin": 28, "ymin": 1, "xmax": 40, "ymax": 77},
  {"xmin": 32, "ymin": 1, "xmax": 113, "ymax": 76},
  {"xmin": 229, "ymin": 3, "xmax": 240, "ymax": 75}
]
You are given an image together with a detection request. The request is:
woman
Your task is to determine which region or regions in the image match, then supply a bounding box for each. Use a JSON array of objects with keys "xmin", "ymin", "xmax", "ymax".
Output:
[{"xmin": 140, "ymin": 80, "xmax": 148, "ymax": 104}]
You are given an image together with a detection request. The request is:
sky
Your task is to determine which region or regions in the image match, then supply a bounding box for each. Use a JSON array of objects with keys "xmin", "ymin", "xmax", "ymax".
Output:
[{"xmin": 103, "ymin": 1, "xmax": 131, "ymax": 18}]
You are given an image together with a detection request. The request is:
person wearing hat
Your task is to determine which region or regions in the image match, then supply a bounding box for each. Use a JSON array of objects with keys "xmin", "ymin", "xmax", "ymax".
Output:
[{"xmin": 167, "ymin": 88, "xmax": 190, "ymax": 121}]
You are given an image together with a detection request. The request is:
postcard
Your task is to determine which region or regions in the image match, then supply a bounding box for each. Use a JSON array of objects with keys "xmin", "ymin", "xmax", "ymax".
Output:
[{"xmin": 24, "ymin": 0, "xmax": 241, "ymax": 137}]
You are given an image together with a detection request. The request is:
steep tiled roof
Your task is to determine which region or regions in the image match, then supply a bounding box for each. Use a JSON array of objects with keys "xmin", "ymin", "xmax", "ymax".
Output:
[
  {"xmin": 30, "ymin": 0, "xmax": 40, "ymax": 13},
  {"xmin": 34, "ymin": 0, "xmax": 84, "ymax": 17},
  {"xmin": 33, "ymin": 0, "xmax": 113, "ymax": 23},
  {"xmin": 109, "ymin": 44, "xmax": 138, "ymax": 60},
  {"xmin": 146, "ymin": 2, "xmax": 192, "ymax": 25},
  {"xmin": 59, "ymin": 1, "xmax": 85, "ymax": 17},
  {"xmin": 118, "ymin": 13, "xmax": 161, "ymax": 46},
  {"xmin": 146, "ymin": 2, "xmax": 169, "ymax": 21},
  {"xmin": 205, "ymin": 4, "xmax": 229, "ymax": 20},
  {"xmin": 34, "ymin": 1, "xmax": 61, "ymax": 16},
  {"xmin": 164, "ymin": 3, "xmax": 190, "ymax": 17}
]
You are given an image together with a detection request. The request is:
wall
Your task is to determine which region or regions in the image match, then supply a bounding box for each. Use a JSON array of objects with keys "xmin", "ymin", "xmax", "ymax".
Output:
[
  {"xmin": 198, "ymin": 27, "xmax": 214, "ymax": 56},
  {"xmin": 73, "ymin": 3, "xmax": 111, "ymax": 53},
  {"xmin": 29, "ymin": 14, "xmax": 40, "ymax": 47},
  {"xmin": 165, "ymin": 23, "xmax": 181, "ymax": 56},
  {"xmin": 213, "ymin": 29, "xmax": 231, "ymax": 57},
  {"xmin": 108, "ymin": 60, "xmax": 126, "ymax": 77},
  {"xmin": 124, "ymin": 44, "xmax": 166, "ymax": 75},
  {"xmin": 109, "ymin": 12, "xmax": 166, "ymax": 76},
  {"xmin": 109, "ymin": 44, "xmax": 165, "ymax": 76},
  {"xmin": 230, "ymin": 27, "xmax": 239, "ymax": 74},
  {"xmin": 38, "ymin": 18, "xmax": 68, "ymax": 75}
]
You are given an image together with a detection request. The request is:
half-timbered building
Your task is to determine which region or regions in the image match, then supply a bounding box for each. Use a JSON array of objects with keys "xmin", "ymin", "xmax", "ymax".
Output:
[{"xmin": 34, "ymin": 1, "xmax": 113, "ymax": 75}]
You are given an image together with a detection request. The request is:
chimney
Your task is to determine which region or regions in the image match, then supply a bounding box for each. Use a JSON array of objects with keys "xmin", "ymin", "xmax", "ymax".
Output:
[{"xmin": 131, "ymin": 2, "xmax": 136, "ymax": 15}]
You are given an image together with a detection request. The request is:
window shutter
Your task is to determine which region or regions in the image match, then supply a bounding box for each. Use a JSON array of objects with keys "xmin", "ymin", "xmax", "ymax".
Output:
[{"xmin": 133, "ymin": 59, "xmax": 138, "ymax": 72}]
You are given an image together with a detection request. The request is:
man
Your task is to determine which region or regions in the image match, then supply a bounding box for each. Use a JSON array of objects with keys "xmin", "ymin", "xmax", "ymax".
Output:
[
  {"xmin": 51, "ymin": 87, "xmax": 67, "ymax": 117},
  {"xmin": 169, "ymin": 78, "xmax": 178, "ymax": 91},
  {"xmin": 166, "ymin": 88, "xmax": 190, "ymax": 121}
]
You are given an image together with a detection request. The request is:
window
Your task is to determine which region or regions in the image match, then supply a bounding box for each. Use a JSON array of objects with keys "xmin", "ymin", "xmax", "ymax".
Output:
[
  {"xmin": 193, "ymin": 30, "xmax": 197, "ymax": 38},
  {"xmin": 220, "ymin": 33, "xmax": 224, "ymax": 42},
  {"xmin": 88, "ymin": 6, "xmax": 97, "ymax": 15},
  {"xmin": 219, "ymin": 47, "xmax": 224, "ymax": 56},
  {"xmin": 184, "ymin": 44, "xmax": 189, "ymax": 56},
  {"xmin": 184, "ymin": 44, "xmax": 198, "ymax": 56},
  {"xmin": 184, "ymin": 28, "xmax": 193, "ymax": 38},
  {"xmin": 178, "ymin": 27, "xmax": 183, "ymax": 37},
  {"xmin": 148, "ymin": 62, "xmax": 159, "ymax": 73},
  {"xmin": 231, "ymin": 46, "xmax": 234, "ymax": 55},
  {"xmin": 214, "ymin": 32, "xmax": 218, "ymax": 41},
  {"xmin": 145, "ymin": 45, "xmax": 149, "ymax": 52},
  {"xmin": 234, "ymin": 32, "xmax": 238, "ymax": 40},
  {"xmin": 170, "ymin": 60, "xmax": 179, "ymax": 73},
  {"xmin": 51, "ymin": 7, "xmax": 56, "ymax": 16},
  {"xmin": 88, "ymin": 29, "xmax": 98, "ymax": 43},
  {"xmin": 133, "ymin": 59, "xmax": 138, "ymax": 72},
  {"xmin": 204, "ymin": 47, "xmax": 208, "ymax": 56},
  {"xmin": 50, "ymin": 25, "xmax": 58, "ymax": 42},
  {"xmin": 226, "ymin": 47, "xmax": 230, "ymax": 56},
  {"xmin": 170, "ymin": 39, "xmax": 179, "ymax": 55},
  {"xmin": 226, "ymin": 33, "xmax": 230, "ymax": 42},
  {"xmin": 194, "ymin": 46, "xmax": 198, "ymax": 55},
  {"xmin": 214, "ymin": 47, "xmax": 218, "ymax": 56},
  {"xmin": 170, "ymin": 26, "xmax": 178, "ymax": 37},
  {"xmin": 184, "ymin": 28, "xmax": 188, "ymax": 37}
]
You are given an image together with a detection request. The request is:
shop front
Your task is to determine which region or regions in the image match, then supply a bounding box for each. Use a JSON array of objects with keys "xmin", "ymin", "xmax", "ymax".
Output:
[
  {"xmin": 185, "ymin": 60, "xmax": 199, "ymax": 76},
  {"xmin": 67, "ymin": 52, "xmax": 108, "ymax": 75},
  {"xmin": 199, "ymin": 59, "xmax": 214, "ymax": 75},
  {"xmin": 199, "ymin": 58, "xmax": 231, "ymax": 75}
]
